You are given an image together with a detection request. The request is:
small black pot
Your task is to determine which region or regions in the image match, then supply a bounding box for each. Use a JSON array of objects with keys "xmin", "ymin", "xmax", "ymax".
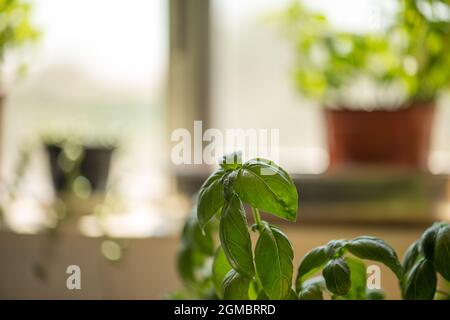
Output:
[{"xmin": 46, "ymin": 144, "xmax": 115, "ymax": 193}]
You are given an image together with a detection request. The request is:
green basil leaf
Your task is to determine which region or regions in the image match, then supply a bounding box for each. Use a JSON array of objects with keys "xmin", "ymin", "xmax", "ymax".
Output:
[
  {"xmin": 366, "ymin": 289, "xmax": 385, "ymax": 300},
  {"xmin": 248, "ymin": 280, "xmax": 260, "ymax": 300},
  {"xmin": 256, "ymin": 291, "xmax": 270, "ymax": 300},
  {"xmin": 180, "ymin": 210, "xmax": 198, "ymax": 244},
  {"xmin": 192, "ymin": 219, "xmax": 214, "ymax": 256},
  {"xmin": 346, "ymin": 236, "xmax": 402, "ymax": 278},
  {"xmin": 326, "ymin": 239, "xmax": 348, "ymax": 257},
  {"xmin": 177, "ymin": 246, "xmax": 195, "ymax": 287},
  {"xmin": 178, "ymin": 211, "xmax": 213, "ymax": 291},
  {"xmin": 221, "ymin": 269, "xmax": 251, "ymax": 300},
  {"xmin": 421, "ymin": 224, "xmax": 438, "ymax": 261},
  {"xmin": 434, "ymin": 224, "xmax": 450, "ymax": 281},
  {"xmin": 287, "ymin": 289, "xmax": 298, "ymax": 300},
  {"xmin": 295, "ymin": 245, "xmax": 331, "ymax": 289},
  {"xmin": 219, "ymin": 193, "xmax": 254, "ymax": 277},
  {"xmin": 298, "ymin": 277, "xmax": 325, "ymax": 300},
  {"xmin": 233, "ymin": 158, "xmax": 298, "ymax": 221},
  {"xmin": 322, "ymin": 258, "xmax": 351, "ymax": 296},
  {"xmin": 212, "ymin": 246, "xmax": 232, "ymax": 298},
  {"xmin": 177, "ymin": 245, "xmax": 206, "ymax": 290},
  {"xmin": 344, "ymin": 256, "xmax": 367, "ymax": 300},
  {"xmin": 255, "ymin": 224, "xmax": 294, "ymax": 300},
  {"xmin": 404, "ymin": 257, "xmax": 437, "ymax": 300},
  {"xmin": 197, "ymin": 168, "xmax": 226, "ymax": 230},
  {"xmin": 181, "ymin": 210, "xmax": 215, "ymax": 256},
  {"xmin": 220, "ymin": 151, "xmax": 242, "ymax": 171},
  {"xmin": 402, "ymin": 239, "xmax": 420, "ymax": 274},
  {"xmin": 298, "ymin": 286, "xmax": 324, "ymax": 300}
]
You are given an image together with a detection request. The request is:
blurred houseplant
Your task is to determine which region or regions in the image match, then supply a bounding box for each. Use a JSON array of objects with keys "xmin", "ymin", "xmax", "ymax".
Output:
[
  {"xmin": 0, "ymin": 0, "xmax": 40, "ymax": 164},
  {"xmin": 45, "ymin": 138, "xmax": 115, "ymax": 194},
  {"xmin": 273, "ymin": 0, "xmax": 450, "ymax": 170},
  {"xmin": 43, "ymin": 137, "xmax": 116, "ymax": 231}
]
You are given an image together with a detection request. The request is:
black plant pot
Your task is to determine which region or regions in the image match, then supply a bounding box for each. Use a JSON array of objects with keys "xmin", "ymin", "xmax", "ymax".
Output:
[{"xmin": 46, "ymin": 144, "xmax": 115, "ymax": 193}]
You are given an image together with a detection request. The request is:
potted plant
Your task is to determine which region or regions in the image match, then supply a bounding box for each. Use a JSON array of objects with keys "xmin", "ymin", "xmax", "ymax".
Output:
[
  {"xmin": 43, "ymin": 137, "xmax": 116, "ymax": 229},
  {"xmin": 0, "ymin": 0, "xmax": 40, "ymax": 166},
  {"xmin": 173, "ymin": 152, "xmax": 450, "ymax": 300},
  {"xmin": 272, "ymin": 0, "xmax": 450, "ymax": 170},
  {"xmin": 44, "ymin": 138, "xmax": 116, "ymax": 194}
]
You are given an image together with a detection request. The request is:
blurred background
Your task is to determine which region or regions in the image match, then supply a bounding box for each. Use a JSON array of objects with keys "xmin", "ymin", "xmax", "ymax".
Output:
[{"xmin": 0, "ymin": 0, "xmax": 450, "ymax": 299}]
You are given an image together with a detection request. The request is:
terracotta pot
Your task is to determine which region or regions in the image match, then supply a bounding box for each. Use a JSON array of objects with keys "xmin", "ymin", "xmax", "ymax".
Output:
[{"xmin": 325, "ymin": 104, "xmax": 435, "ymax": 170}]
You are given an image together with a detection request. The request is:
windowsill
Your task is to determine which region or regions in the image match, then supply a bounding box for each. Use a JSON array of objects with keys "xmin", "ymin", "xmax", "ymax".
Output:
[{"xmin": 175, "ymin": 167, "xmax": 450, "ymax": 227}]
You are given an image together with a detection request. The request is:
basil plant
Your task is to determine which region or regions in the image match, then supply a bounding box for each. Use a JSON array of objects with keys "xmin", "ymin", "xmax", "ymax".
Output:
[
  {"xmin": 177, "ymin": 152, "xmax": 298, "ymax": 300},
  {"xmin": 176, "ymin": 152, "xmax": 450, "ymax": 300}
]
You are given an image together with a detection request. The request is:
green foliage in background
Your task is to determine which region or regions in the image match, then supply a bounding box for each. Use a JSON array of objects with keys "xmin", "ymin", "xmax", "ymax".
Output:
[
  {"xmin": 272, "ymin": 0, "xmax": 450, "ymax": 108},
  {"xmin": 175, "ymin": 152, "xmax": 450, "ymax": 300},
  {"xmin": 0, "ymin": 0, "xmax": 40, "ymax": 69},
  {"xmin": 175, "ymin": 208, "xmax": 218, "ymax": 299}
]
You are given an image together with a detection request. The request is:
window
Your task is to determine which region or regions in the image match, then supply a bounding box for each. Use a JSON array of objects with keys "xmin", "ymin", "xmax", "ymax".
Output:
[
  {"xmin": 210, "ymin": 0, "xmax": 450, "ymax": 174},
  {"xmin": 3, "ymin": 0, "xmax": 170, "ymax": 235}
]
